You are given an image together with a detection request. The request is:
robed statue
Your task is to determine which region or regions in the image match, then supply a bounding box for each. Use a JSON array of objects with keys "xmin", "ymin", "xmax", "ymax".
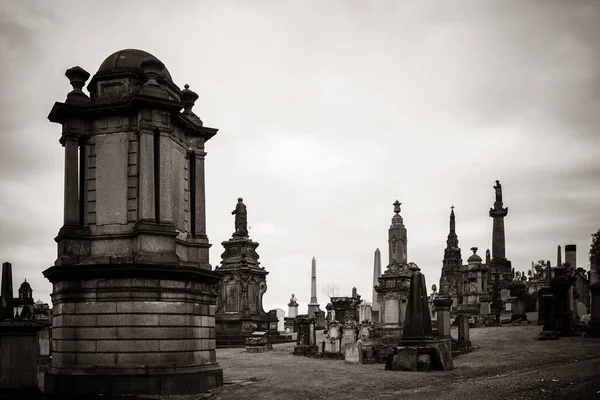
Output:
[
  {"xmin": 494, "ymin": 180, "xmax": 502, "ymax": 203},
  {"xmin": 232, "ymin": 198, "xmax": 248, "ymax": 235}
]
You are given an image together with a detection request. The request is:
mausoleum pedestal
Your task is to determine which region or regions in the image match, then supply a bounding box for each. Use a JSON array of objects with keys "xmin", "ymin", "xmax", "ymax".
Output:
[
  {"xmin": 43, "ymin": 49, "xmax": 223, "ymax": 397},
  {"xmin": 215, "ymin": 200, "xmax": 277, "ymax": 347}
]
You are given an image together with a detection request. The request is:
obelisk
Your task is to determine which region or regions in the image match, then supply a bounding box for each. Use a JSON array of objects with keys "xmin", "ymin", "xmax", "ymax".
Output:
[
  {"xmin": 372, "ymin": 248, "xmax": 382, "ymax": 323},
  {"xmin": 557, "ymin": 245, "xmax": 562, "ymax": 267},
  {"xmin": 0, "ymin": 262, "xmax": 14, "ymax": 321},
  {"xmin": 307, "ymin": 257, "xmax": 320, "ymax": 316}
]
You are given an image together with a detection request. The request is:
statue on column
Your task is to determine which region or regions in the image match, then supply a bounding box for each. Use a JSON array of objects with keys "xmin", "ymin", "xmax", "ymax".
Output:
[
  {"xmin": 494, "ymin": 180, "xmax": 502, "ymax": 203},
  {"xmin": 232, "ymin": 198, "xmax": 248, "ymax": 236}
]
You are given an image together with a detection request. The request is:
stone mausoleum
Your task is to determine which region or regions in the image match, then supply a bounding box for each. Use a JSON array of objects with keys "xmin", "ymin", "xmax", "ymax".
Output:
[{"xmin": 42, "ymin": 49, "xmax": 223, "ymax": 396}]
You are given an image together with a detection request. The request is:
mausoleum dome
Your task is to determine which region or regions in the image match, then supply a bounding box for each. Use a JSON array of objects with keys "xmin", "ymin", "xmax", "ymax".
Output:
[
  {"xmin": 19, "ymin": 280, "xmax": 31, "ymax": 290},
  {"xmin": 95, "ymin": 49, "xmax": 173, "ymax": 81},
  {"xmin": 467, "ymin": 247, "xmax": 482, "ymax": 263}
]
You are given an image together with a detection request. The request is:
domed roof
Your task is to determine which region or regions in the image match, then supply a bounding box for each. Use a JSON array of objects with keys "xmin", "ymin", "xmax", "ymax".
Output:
[
  {"xmin": 19, "ymin": 280, "xmax": 31, "ymax": 290},
  {"xmin": 467, "ymin": 247, "xmax": 482, "ymax": 263},
  {"xmin": 96, "ymin": 49, "xmax": 172, "ymax": 81}
]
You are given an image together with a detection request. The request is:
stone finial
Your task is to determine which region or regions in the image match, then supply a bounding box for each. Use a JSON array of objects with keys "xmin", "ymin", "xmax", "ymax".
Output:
[
  {"xmin": 471, "ymin": 247, "xmax": 478, "ymax": 254},
  {"xmin": 141, "ymin": 57, "xmax": 165, "ymax": 86},
  {"xmin": 65, "ymin": 66, "xmax": 92, "ymax": 105},
  {"xmin": 393, "ymin": 200, "xmax": 402, "ymax": 215},
  {"xmin": 140, "ymin": 58, "xmax": 168, "ymax": 98},
  {"xmin": 181, "ymin": 84, "xmax": 199, "ymax": 114}
]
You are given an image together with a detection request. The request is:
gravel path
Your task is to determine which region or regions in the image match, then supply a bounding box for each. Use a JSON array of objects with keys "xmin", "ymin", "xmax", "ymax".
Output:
[{"xmin": 209, "ymin": 323, "xmax": 600, "ymax": 400}]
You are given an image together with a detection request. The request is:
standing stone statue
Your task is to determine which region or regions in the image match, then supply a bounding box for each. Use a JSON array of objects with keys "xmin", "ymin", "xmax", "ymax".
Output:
[
  {"xmin": 232, "ymin": 198, "xmax": 248, "ymax": 236},
  {"xmin": 494, "ymin": 180, "xmax": 502, "ymax": 203}
]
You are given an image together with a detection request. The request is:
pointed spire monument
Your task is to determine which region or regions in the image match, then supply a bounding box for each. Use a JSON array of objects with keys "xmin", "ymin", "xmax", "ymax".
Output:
[
  {"xmin": 372, "ymin": 248, "xmax": 382, "ymax": 322},
  {"xmin": 307, "ymin": 257, "xmax": 320, "ymax": 316},
  {"xmin": 439, "ymin": 206, "xmax": 462, "ymax": 310}
]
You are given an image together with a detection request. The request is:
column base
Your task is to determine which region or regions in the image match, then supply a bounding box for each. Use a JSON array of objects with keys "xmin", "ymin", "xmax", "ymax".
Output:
[{"xmin": 43, "ymin": 366, "xmax": 223, "ymax": 397}]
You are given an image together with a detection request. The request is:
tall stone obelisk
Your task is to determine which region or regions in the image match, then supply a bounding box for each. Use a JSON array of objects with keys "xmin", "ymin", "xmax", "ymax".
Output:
[
  {"xmin": 557, "ymin": 245, "xmax": 562, "ymax": 267},
  {"xmin": 307, "ymin": 257, "xmax": 320, "ymax": 316},
  {"xmin": 372, "ymin": 248, "xmax": 382, "ymax": 322},
  {"xmin": 0, "ymin": 262, "xmax": 14, "ymax": 321},
  {"xmin": 488, "ymin": 180, "xmax": 512, "ymax": 303}
]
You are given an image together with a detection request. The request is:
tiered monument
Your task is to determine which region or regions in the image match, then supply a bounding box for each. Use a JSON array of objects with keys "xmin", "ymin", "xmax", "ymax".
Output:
[
  {"xmin": 215, "ymin": 199, "xmax": 277, "ymax": 347},
  {"xmin": 42, "ymin": 49, "xmax": 223, "ymax": 396},
  {"xmin": 374, "ymin": 201, "xmax": 413, "ymax": 336},
  {"xmin": 439, "ymin": 206, "xmax": 463, "ymax": 310},
  {"xmin": 488, "ymin": 180, "xmax": 513, "ymax": 307}
]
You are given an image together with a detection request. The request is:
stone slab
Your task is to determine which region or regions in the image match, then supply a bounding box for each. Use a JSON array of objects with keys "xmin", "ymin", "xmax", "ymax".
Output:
[
  {"xmin": 387, "ymin": 347, "xmax": 418, "ymax": 371},
  {"xmin": 539, "ymin": 331, "xmax": 560, "ymax": 340},
  {"xmin": 384, "ymin": 299, "xmax": 399, "ymax": 324},
  {"xmin": 344, "ymin": 342, "xmax": 363, "ymax": 364}
]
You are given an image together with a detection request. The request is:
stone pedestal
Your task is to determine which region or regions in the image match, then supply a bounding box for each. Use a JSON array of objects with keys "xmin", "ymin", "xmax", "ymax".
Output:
[
  {"xmin": 585, "ymin": 283, "xmax": 600, "ymax": 338},
  {"xmin": 374, "ymin": 260, "xmax": 411, "ymax": 336},
  {"xmin": 539, "ymin": 292, "xmax": 559, "ymax": 340},
  {"xmin": 550, "ymin": 267, "xmax": 576, "ymax": 337},
  {"xmin": 215, "ymin": 234, "xmax": 277, "ymax": 347},
  {"xmin": 433, "ymin": 297, "xmax": 453, "ymax": 339},
  {"xmin": 537, "ymin": 286, "xmax": 552, "ymax": 326},
  {"xmin": 0, "ymin": 320, "xmax": 48, "ymax": 389},
  {"xmin": 294, "ymin": 315, "xmax": 317, "ymax": 356},
  {"xmin": 456, "ymin": 313, "xmax": 471, "ymax": 351},
  {"xmin": 509, "ymin": 281, "xmax": 528, "ymax": 321},
  {"xmin": 43, "ymin": 50, "xmax": 224, "ymax": 397}
]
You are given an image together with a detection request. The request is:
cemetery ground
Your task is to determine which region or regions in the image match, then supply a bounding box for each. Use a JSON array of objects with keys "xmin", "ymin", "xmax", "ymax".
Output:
[{"xmin": 210, "ymin": 313, "xmax": 600, "ymax": 400}]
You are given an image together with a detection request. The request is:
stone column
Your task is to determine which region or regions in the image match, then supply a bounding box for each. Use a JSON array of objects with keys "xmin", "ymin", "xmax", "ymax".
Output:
[
  {"xmin": 158, "ymin": 134, "xmax": 174, "ymax": 225},
  {"xmin": 433, "ymin": 297, "xmax": 453, "ymax": 339},
  {"xmin": 307, "ymin": 257, "xmax": 320, "ymax": 316},
  {"xmin": 372, "ymin": 248, "xmax": 381, "ymax": 323},
  {"xmin": 456, "ymin": 313, "xmax": 471, "ymax": 350},
  {"xmin": 62, "ymin": 136, "xmax": 80, "ymax": 226},
  {"xmin": 193, "ymin": 151, "xmax": 207, "ymax": 237},
  {"xmin": 137, "ymin": 129, "xmax": 155, "ymax": 221}
]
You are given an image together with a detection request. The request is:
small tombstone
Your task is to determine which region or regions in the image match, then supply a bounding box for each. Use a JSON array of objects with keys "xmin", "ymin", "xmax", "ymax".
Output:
[{"xmin": 245, "ymin": 331, "xmax": 272, "ymax": 353}]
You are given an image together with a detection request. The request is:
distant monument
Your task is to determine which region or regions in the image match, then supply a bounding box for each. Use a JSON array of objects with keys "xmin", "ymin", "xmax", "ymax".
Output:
[
  {"xmin": 374, "ymin": 201, "xmax": 412, "ymax": 336},
  {"xmin": 215, "ymin": 198, "xmax": 278, "ymax": 347},
  {"xmin": 371, "ymin": 248, "xmax": 382, "ymax": 323},
  {"xmin": 307, "ymin": 257, "xmax": 325, "ymax": 329},
  {"xmin": 488, "ymin": 180, "xmax": 513, "ymax": 305},
  {"xmin": 42, "ymin": 49, "xmax": 223, "ymax": 396},
  {"xmin": 439, "ymin": 206, "xmax": 463, "ymax": 311}
]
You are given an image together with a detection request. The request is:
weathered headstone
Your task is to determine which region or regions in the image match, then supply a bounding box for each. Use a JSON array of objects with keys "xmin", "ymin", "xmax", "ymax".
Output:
[
  {"xmin": 549, "ymin": 266, "xmax": 576, "ymax": 337},
  {"xmin": 293, "ymin": 315, "xmax": 318, "ymax": 356},
  {"xmin": 245, "ymin": 331, "xmax": 273, "ymax": 353}
]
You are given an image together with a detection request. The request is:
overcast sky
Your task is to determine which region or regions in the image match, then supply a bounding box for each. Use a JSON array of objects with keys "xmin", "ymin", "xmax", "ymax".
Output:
[{"xmin": 1, "ymin": 0, "xmax": 599, "ymax": 313}]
